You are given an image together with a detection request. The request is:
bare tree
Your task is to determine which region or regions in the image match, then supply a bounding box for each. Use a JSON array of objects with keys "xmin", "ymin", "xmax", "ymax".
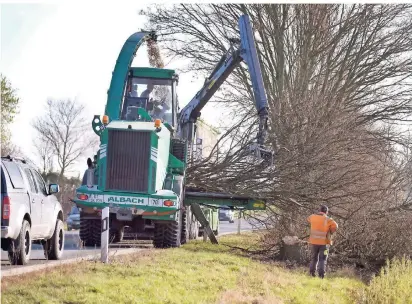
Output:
[
  {"xmin": 33, "ymin": 137, "xmax": 54, "ymax": 174},
  {"xmin": 32, "ymin": 99, "xmax": 97, "ymax": 180},
  {"xmin": 144, "ymin": 4, "xmax": 412, "ymax": 262}
]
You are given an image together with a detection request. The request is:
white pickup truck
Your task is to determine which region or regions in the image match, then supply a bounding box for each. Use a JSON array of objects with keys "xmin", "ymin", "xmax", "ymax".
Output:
[{"xmin": 1, "ymin": 156, "xmax": 65, "ymax": 265}]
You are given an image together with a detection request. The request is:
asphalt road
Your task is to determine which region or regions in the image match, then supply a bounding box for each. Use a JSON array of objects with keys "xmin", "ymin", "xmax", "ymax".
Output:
[{"xmin": 1, "ymin": 219, "xmax": 254, "ymax": 270}]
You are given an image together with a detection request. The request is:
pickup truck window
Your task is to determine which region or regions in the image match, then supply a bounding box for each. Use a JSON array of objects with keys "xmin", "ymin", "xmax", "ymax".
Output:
[
  {"xmin": 32, "ymin": 170, "xmax": 47, "ymax": 196},
  {"xmin": 24, "ymin": 168, "xmax": 37, "ymax": 193},
  {"xmin": 2, "ymin": 161, "xmax": 24, "ymax": 189}
]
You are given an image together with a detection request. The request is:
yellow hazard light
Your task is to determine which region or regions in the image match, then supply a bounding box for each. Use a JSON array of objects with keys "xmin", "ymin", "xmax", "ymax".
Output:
[
  {"xmin": 102, "ymin": 115, "xmax": 109, "ymax": 125},
  {"xmin": 154, "ymin": 119, "xmax": 161, "ymax": 128}
]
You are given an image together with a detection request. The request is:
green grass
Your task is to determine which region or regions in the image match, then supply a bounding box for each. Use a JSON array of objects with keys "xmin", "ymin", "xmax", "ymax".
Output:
[
  {"xmin": 1, "ymin": 233, "xmax": 409, "ymax": 304},
  {"xmin": 360, "ymin": 257, "xmax": 412, "ymax": 304}
]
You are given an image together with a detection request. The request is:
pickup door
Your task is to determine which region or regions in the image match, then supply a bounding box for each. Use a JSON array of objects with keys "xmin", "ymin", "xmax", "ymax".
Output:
[
  {"xmin": 22, "ymin": 168, "xmax": 44, "ymax": 238},
  {"xmin": 31, "ymin": 170, "xmax": 56, "ymax": 237}
]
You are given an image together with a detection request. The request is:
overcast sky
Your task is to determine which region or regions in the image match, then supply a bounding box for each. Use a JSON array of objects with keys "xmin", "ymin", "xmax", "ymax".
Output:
[{"xmin": 1, "ymin": 2, "xmax": 222, "ymax": 176}]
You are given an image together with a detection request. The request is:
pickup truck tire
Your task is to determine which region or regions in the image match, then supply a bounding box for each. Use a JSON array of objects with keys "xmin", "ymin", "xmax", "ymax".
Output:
[
  {"xmin": 44, "ymin": 219, "xmax": 64, "ymax": 260},
  {"xmin": 8, "ymin": 220, "xmax": 31, "ymax": 265}
]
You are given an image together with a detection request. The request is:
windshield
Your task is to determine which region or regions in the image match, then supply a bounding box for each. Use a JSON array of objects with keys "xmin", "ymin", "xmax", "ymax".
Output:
[{"xmin": 124, "ymin": 77, "xmax": 174, "ymax": 125}]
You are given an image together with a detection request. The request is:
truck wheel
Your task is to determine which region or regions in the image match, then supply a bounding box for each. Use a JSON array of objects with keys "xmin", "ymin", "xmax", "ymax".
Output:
[
  {"xmin": 164, "ymin": 210, "xmax": 182, "ymax": 248},
  {"xmin": 165, "ymin": 221, "xmax": 181, "ymax": 248},
  {"xmin": 44, "ymin": 219, "xmax": 64, "ymax": 260},
  {"xmin": 92, "ymin": 219, "xmax": 102, "ymax": 247},
  {"xmin": 153, "ymin": 223, "xmax": 165, "ymax": 248},
  {"xmin": 80, "ymin": 217, "xmax": 92, "ymax": 246},
  {"xmin": 80, "ymin": 218, "xmax": 101, "ymax": 247},
  {"xmin": 8, "ymin": 220, "xmax": 31, "ymax": 265},
  {"xmin": 181, "ymin": 208, "xmax": 189, "ymax": 244}
]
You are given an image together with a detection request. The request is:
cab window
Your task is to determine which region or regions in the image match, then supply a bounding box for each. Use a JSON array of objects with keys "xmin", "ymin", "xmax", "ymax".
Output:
[
  {"xmin": 24, "ymin": 168, "xmax": 37, "ymax": 193},
  {"xmin": 32, "ymin": 170, "xmax": 47, "ymax": 196},
  {"xmin": 123, "ymin": 77, "xmax": 174, "ymax": 125}
]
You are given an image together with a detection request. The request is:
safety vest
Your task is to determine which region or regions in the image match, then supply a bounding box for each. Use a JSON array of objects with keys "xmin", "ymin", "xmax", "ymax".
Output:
[{"xmin": 307, "ymin": 213, "xmax": 338, "ymax": 245}]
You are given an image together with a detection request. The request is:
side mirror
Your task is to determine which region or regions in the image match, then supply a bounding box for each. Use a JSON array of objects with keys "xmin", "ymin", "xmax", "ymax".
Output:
[{"xmin": 49, "ymin": 184, "xmax": 59, "ymax": 194}]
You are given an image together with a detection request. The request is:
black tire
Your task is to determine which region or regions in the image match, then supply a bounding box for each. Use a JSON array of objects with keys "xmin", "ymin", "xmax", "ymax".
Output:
[
  {"xmin": 153, "ymin": 223, "xmax": 165, "ymax": 248},
  {"xmin": 164, "ymin": 220, "xmax": 181, "ymax": 248},
  {"xmin": 80, "ymin": 218, "xmax": 101, "ymax": 247},
  {"xmin": 181, "ymin": 208, "xmax": 189, "ymax": 244},
  {"xmin": 8, "ymin": 220, "xmax": 31, "ymax": 265},
  {"xmin": 154, "ymin": 210, "xmax": 182, "ymax": 248},
  {"xmin": 44, "ymin": 219, "xmax": 64, "ymax": 260}
]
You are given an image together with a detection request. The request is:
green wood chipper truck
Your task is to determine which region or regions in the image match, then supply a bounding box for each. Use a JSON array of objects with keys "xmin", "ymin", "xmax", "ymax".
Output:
[{"xmin": 72, "ymin": 14, "xmax": 272, "ymax": 248}]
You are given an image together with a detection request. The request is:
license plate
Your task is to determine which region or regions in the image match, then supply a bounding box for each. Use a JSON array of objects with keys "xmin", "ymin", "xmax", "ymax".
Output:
[{"xmin": 88, "ymin": 194, "xmax": 104, "ymax": 203}]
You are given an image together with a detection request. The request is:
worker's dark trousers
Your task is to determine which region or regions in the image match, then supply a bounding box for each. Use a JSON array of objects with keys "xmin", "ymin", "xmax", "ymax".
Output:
[{"xmin": 309, "ymin": 244, "xmax": 329, "ymax": 278}]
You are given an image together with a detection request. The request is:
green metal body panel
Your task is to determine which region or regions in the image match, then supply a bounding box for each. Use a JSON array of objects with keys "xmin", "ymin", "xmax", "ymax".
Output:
[
  {"xmin": 184, "ymin": 196, "xmax": 266, "ymax": 210},
  {"xmin": 130, "ymin": 67, "xmax": 175, "ymax": 79},
  {"xmin": 105, "ymin": 33, "xmax": 148, "ymax": 120}
]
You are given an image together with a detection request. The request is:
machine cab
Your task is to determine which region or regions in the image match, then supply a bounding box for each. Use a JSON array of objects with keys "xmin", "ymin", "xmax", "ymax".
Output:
[{"xmin": 121, "ymin": 67, "xmax": 178, "ymax": 127}]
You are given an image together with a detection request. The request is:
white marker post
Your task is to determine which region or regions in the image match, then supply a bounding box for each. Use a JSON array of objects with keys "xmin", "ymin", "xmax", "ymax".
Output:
[
  {"xmin": 101, "ymin": 207, "xmax": 109, "ymax": 263},
  {"xmin": 237, "ymin": 210, "xmax": 242, "ymax": 235}
]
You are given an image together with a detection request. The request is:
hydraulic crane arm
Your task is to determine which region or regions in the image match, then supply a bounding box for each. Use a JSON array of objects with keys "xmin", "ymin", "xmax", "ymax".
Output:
[{"xmin": 178, "ymin": 15, "xmax": 270, "ymax": 153}]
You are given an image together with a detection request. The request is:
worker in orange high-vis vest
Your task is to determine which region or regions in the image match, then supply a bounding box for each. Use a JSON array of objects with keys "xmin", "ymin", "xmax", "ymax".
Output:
[{"xmin": 307, "ymin": 205, "xmax": 338, "ymax": 278}]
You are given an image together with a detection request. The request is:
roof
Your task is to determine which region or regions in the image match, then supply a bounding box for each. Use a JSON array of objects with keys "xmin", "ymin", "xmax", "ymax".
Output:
[{"xmin": 130, "ymin": 67, "xmax": 176, "ymax": 80}]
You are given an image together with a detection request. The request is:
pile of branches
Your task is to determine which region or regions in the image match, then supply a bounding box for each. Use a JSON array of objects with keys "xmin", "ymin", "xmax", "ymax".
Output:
[{"xmin": 144, "ymin": 4, "xmax": 412, "ymax": 263}]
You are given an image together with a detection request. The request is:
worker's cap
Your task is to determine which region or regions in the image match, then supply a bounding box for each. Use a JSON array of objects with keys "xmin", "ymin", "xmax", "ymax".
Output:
[{"xmin": 320, "ymin": 205, "xmax": 328, "ymax": 213}]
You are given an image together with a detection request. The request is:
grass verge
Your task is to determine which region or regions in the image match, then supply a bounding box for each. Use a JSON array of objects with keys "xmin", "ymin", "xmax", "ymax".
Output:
[
  {"xmin": 1, "ymin": 232, "xmax": 408, "ymax": 304},
  {"xmin": 359, "ymin": 257, "xmax": 412, "ymax": 304}
]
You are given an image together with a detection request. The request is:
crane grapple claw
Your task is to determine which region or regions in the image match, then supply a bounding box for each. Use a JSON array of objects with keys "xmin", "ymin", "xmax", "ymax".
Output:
[{"xmin": 248, "ymin": 143, "xmax": 274, "ymax": 167}]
